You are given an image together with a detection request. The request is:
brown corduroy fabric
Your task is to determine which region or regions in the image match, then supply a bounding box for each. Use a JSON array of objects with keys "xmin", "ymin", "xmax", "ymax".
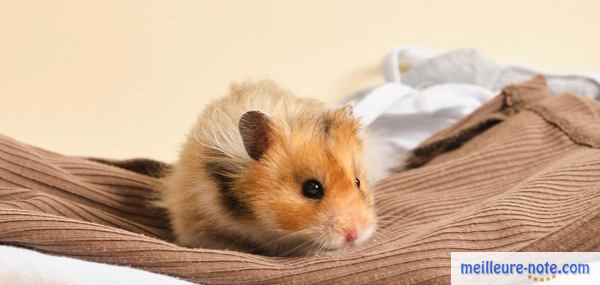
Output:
[{"xmin": 2, "ymin": 76, "xmax": 600, "ymax": 284}]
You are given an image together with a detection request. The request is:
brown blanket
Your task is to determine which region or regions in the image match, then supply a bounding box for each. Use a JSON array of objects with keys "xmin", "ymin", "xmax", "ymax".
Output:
[{"xmin": 1, "ymin": 76, "xmax": 600, "ymax": 284}]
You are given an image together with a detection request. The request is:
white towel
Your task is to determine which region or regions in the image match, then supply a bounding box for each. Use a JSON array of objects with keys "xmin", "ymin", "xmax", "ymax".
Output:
[{"xmin": 0, "ymin": 246, "xmax": 195, "ymax": 285}]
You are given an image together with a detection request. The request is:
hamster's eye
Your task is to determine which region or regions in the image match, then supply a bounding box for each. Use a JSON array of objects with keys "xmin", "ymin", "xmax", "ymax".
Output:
[
  {"xmin": 355, "ymin": 177, "xmax": 361, "ymax": 188},
  {"xmin": 302, "ymin": 179, "xmax": 324, "ymax": 200}
]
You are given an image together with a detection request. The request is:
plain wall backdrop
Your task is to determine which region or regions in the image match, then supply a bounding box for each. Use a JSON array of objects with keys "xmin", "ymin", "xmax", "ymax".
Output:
[{"xmin": 1, "ymin": 0, "xmax": 599, "ymax": 161}]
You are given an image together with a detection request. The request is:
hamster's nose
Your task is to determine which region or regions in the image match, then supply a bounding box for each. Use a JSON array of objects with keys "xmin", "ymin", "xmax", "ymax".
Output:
[{"xmin": 345, "ymin": 227, "xmax": 359, "ymax": 243}]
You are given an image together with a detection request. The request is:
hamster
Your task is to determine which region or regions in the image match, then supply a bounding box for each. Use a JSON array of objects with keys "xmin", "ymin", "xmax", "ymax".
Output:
[{"xmin": 159, "ymin": 80, "xmax": 377, "ymax": 256}]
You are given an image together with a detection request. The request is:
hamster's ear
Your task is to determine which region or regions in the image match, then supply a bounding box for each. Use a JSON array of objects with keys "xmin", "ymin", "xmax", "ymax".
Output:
[
  {"xmin": 239, "ymin": 110, "xmax": 273, "ymax": 161},
  {"xmin": 335, "ymin": 103, "xmax": 355, "ymax": 119},
  {"xmin": 333, "ymin": 103, "xmax": 361, "ymax": 129}
]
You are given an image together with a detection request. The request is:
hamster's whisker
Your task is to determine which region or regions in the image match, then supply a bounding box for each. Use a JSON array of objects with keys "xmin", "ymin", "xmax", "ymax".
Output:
[
  {"xmin": 278, "ymin": 238, "xmax": 315, "ymax": 257},
  {"xmin": 278, "ymin": 227, "xmax": 324, "ymax": 256},
  {"xmin": 269, "ymin": 228, "xmax": 314, "ymax": 243},
  {"xmin": 313, "ymin": 236, "xmax": 329, "ymax": 257},
  {"xmin": 309, "ymin": 235, "xmax": 324, "ymax": 256},
  {"xmin": 245, "ymin": 228, "xmax": 317, "ymax": 253}
]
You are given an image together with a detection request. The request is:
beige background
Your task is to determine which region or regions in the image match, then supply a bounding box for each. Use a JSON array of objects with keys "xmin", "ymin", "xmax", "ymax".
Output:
[{"xmin": 1, "ymin": 0, "xmax": 599, "ymax": 162}]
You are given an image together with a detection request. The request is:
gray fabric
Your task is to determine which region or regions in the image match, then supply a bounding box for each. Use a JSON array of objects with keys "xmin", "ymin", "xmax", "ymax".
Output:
[{"xmin": 401, "ymin": 49, "xmax": 600, "ymax": 99}]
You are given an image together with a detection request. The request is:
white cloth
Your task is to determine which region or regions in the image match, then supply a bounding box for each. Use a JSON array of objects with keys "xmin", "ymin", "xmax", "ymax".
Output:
[
  {"xmin": 356, "ymin": 82, "xmax": 494, "ymax": 154},
  {"xmin": 0, "ymin": 246, "xmax": 195, "ymax": 285},
  {"xmin": 351, "ymin": 45, "xmax": 600, "ymax": 178}
]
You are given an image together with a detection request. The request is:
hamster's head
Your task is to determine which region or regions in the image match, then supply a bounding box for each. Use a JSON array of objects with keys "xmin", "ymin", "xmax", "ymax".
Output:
[{"xmin": 235, "ymin": 106, "xmax": 376, "ymax": 256}]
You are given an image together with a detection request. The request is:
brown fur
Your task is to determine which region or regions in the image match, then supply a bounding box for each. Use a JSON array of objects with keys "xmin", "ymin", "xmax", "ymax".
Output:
[{"xmin": 158, "ymin": 80, "xmax": 376, "ymax": 256}]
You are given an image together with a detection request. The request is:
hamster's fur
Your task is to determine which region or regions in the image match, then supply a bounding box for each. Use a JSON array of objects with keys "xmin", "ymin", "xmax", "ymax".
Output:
[{"xmin": 159, "ymin": 80, "xmax": 377, "ymax": 256}]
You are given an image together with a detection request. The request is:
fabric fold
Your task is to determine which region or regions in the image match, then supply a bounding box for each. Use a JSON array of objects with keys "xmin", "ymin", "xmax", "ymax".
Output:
[{"xmin": 405, "ymin": 75, "xmax": 550, "ymax": 168}]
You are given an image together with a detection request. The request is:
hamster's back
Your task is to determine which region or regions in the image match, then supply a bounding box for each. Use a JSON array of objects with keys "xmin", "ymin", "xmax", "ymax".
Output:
[{"xmin": 191, "ymin": 80, "xmax": 329, "ymax": 167}]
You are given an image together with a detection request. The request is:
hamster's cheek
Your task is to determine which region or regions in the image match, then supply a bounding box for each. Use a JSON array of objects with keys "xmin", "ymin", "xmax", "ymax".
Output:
[{"xmin": 267, "ymin": 199, "xmax": 326, "ymax": 232}]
